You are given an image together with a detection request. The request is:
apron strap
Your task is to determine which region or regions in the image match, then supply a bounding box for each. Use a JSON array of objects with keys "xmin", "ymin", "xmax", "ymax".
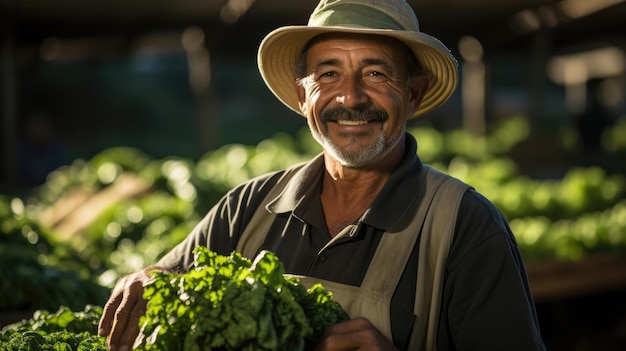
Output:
[
  {"xmin": 360, "ymin": 165, "xmax": 447, "ymax": 297},
  {"xmin": 236, "ymin": 165, "xmax": 303, "ymax": 260},
  {"xmin": 409, "ymin": 169, "xmax": 470, "ymax": 351}
]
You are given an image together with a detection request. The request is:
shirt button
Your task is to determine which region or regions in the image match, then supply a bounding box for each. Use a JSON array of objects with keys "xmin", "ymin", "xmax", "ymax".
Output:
[{"xmin": 318, "ymin": 254, "xmax": 327, "ymax": 263}]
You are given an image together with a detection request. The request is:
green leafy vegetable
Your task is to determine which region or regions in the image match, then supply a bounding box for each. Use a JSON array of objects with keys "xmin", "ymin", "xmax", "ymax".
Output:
[
  {"xmin": 135, "ymin": 247, "xmax": 349, "ymax": 351},
  {"xmin": 0, "ymin": 305, "xmax": 107, "ymax": 350}
]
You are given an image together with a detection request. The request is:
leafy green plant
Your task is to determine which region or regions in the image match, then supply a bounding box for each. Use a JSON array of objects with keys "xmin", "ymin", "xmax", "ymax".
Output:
[
  {"xmin": 0, "ymin": 305, "xmax": 107, "ymax": 350},
  {"xmin": 135, "ymin": 247, "xmax": 349, "ymax": 351}
]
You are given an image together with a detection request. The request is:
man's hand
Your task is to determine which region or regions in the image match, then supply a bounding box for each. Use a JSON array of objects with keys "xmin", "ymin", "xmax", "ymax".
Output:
[
  {"xmin": 315, "ymin": 317, "xmax": 399, "ymax": 351},
  {"xmin": 98, "ymin": 268, "xmax": 154, "ymax": 351}
]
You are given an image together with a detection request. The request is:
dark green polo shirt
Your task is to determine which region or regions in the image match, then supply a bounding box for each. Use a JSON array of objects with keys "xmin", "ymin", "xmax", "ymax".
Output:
[{"xmin": 158, "ymin": 133, "xmax": 545, "ymax": 350}]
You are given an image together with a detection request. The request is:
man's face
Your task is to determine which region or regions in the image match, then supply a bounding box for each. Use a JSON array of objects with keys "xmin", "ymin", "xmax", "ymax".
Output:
[{"xmin": 296, "ymin": 33, "xmax": 426, "ymax": 168}]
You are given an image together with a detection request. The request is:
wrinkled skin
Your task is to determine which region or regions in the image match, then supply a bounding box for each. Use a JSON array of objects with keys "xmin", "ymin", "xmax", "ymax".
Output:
[
  {"xmin": 98, "ymin": 268, "xmax": 153, "ymax": 351},
  {"xmin": 296, "ymin": 33, "xmax": 427, "ymax": 173}
]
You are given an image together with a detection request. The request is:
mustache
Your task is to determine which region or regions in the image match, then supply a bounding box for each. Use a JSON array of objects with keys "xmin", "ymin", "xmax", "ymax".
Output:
[{"xmin": 319, "ymin": 106, "xmax": 388, "ymax": 123}]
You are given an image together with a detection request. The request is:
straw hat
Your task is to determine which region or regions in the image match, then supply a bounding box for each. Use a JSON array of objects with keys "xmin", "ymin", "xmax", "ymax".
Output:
[{"xmin": 257, "ymin": 0, "xmax": 458, "ymax": 119}]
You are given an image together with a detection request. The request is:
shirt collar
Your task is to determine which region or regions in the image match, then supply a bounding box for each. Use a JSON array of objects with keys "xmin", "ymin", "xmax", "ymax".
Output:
[{"xmin": 267, "ymin": 153, "xmax": 325, "ymax": 216}]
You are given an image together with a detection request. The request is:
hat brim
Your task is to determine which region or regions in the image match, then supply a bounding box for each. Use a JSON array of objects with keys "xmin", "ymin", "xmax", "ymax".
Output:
[{"xmin": 257, "ymin": 25, "xmax": 458, "ymax": 119}]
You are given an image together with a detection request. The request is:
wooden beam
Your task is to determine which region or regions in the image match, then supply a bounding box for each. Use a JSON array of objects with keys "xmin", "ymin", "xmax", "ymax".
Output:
[{"xmin": 527, "ymin": 254, "xmax": 626, "ymax": 303}]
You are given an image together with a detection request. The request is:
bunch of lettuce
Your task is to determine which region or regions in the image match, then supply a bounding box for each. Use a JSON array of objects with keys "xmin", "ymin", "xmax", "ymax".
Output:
[
  {"xmin": 135, "ymin": 247, "xmax": 349, "ymax": 351},
  {"xmin": 0, "ymin": 305, "xmax": 107, "ymax": 350}
]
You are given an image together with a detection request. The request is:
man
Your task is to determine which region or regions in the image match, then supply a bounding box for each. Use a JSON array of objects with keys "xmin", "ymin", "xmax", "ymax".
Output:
[{"xmin": 98, "ymin": 0, "xmax": 546, "ymax": 350}]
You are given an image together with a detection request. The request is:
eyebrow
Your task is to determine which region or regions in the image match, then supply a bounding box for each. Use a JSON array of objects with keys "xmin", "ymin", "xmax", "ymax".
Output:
[
  {"xmin": 362, "ymin": 58, "xmax": 393, "ymax": 72},
  {"xmin": 313, "ymin": 58, "xmax": 340, "ymax": 71},
  {"xmin": 313, "ymin": 57, "xmax": 393, "ymax": 72}
]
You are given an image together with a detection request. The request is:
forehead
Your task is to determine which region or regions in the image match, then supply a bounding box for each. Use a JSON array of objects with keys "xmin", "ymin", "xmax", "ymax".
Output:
[{"xmin": 306, "ymin": 32, "xmax": 408, "ymax": 56}]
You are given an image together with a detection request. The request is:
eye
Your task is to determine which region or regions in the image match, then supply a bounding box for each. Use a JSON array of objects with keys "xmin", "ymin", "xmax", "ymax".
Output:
[
  {"xmin": 317, "ymin": 71, "xmax": 339, "ymax": 83},
  {"xmin": 365, "ymin": 70, "xmax": 389, "ymax": 83}
]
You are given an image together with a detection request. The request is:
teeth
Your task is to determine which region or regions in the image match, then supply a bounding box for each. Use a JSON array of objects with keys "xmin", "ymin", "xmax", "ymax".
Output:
[{"xmin": 337, "ymin": 120, "xmax": 368, "ymax": 126}]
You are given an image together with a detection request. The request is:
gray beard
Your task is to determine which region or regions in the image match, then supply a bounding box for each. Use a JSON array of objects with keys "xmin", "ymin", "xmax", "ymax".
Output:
[{"xmin": 311, "ymin": 128, "xmax": 402, "ymax": 168}]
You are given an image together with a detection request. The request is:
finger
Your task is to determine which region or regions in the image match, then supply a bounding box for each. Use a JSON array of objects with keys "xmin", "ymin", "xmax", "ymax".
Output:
[
  {"xmin": 118, "ymin": 297, "xmax": 147, "ymax": 349},
  {"xmin": 316, "ymin": 318, "xmax": 391, "ymax": 351},
  {"xmin": 108, "ymin": 280, "xmax": 146, "ymax": 349},
  {"xmin": 98, "ymin": 283, "xmax": 125, "ymax": 337},
  {"xmin": 315, "ymin": 319, "xmax": 366, "ymax": 350},
  {"xmin": 316, "ymin": 331, "xmax": 361, "ymax": 351},
  {"xmin": 323, "ymin": 317, "xmax": 372, "ymax": 336}
]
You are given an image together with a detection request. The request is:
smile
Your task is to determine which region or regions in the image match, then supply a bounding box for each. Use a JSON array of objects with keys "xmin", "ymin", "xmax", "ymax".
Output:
[{"xmin": 337, "ymin": 120, "xmax": 370, "ymax": 126}]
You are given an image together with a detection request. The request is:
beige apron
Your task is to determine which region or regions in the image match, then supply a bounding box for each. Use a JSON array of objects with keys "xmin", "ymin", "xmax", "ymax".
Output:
[{"xmin": 236, "ymin": 164, "xmax": 469, "ymax": 350}]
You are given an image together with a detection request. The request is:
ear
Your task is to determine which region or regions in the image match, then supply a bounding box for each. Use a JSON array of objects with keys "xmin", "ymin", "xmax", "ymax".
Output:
[
  {"xmin": 296, "ymin": 79, "xmax": 308, "ymax": 113},
  {"xmin": 407, "ymin": 75, "xmax": 429, "ymax": 115}
]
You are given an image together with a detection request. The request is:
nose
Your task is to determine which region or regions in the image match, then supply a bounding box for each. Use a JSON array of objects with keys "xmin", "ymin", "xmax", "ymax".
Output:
[{"xmin": 336, "ymin": 74, "xmax": 369, "ymax": 109}]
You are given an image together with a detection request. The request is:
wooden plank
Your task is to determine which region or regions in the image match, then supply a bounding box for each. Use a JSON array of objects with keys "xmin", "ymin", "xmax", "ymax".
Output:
[
  {"xmin": 526, "ymin": 255, "xmax": 626, "ymax": 302},
  {"xmin": 40, "ymin": 173, "xmax": 152, "ymax": 238}
]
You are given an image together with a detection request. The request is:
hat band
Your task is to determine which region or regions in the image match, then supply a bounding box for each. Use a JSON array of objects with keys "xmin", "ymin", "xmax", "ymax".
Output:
[{"xmin": 309, "ymin": 4, "xmax": 407, "ymax": 31}]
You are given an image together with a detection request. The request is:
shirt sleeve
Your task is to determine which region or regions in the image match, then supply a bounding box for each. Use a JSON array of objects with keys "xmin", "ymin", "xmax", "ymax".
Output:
[
  {"xmin": 156, "ymin": 171, "xmax": 282, "ymax": 272},
  {"xmin": 439, "ymin": 190, "xmax": 546, "ymax": 350}
]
